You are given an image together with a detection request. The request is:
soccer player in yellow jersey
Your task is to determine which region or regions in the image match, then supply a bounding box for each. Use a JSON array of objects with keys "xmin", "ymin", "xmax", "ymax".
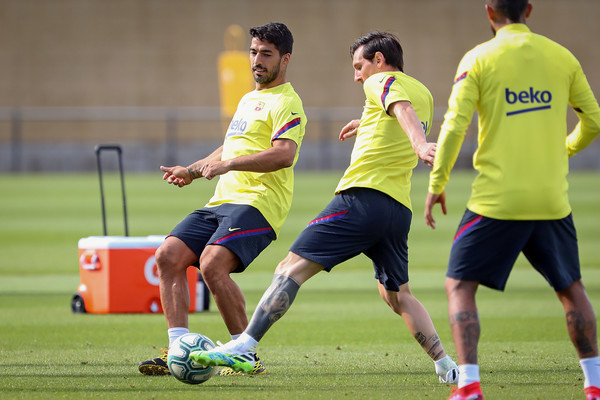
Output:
[
  {"xmin": 424, "ymin": 2, "xmax": 600, "ymax": 399},
  {"xmin": 190, "ymin": 31, "xmax": 459, "ymax": 384},
  {"xmin": 138, "ymin": 22, "xmax": 306, "ymax": 376}
]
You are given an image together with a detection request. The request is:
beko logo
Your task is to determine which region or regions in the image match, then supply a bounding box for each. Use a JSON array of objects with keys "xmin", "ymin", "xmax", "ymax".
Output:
[{"xmin": 505, "ymin": 87, "xmax": 552, "ymax": 116}]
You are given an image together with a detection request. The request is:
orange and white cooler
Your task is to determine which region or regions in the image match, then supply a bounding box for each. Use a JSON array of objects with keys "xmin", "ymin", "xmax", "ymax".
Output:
[{"xmin": 75, "ymin": 235, "xmax": 209, "ymax": 314}]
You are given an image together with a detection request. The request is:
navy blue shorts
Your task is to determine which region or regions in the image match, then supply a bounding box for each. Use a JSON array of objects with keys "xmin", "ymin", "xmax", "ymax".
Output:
[
  {"xmin": 448, "ymin": 209, "xmax": 581, "ymax": 291},
  {"xmin": 170, "ymin": 203, "xmax": 276, "ymax": 273},
  {"xmin": 290, "ymin": 188, "xmax": 412, "ymax": 291}
]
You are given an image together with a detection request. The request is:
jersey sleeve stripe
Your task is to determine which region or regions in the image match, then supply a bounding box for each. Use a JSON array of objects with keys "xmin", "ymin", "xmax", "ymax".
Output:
[
  {"xmin": 380, "ymin": 76, "xmax": 397, "ymax": 110},
  {"xmin": 272, "ymin": 117, "xmax": 301, "ymax": 141}
]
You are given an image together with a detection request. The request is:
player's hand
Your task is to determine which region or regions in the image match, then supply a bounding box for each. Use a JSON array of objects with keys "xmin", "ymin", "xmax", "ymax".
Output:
[
  {"xmin": 160, "ymin": 165, "xmax": 191, "ymax": 187},
  {"xmin": 339, "ymin": 119, "xmax": 360, "ymax": 141},
  {"xmin": 201, "ymin": 160, "xmax": 231, "ymax": 180},
  {"xmin": 424, "ymin": 191, "xmax": 446, "ymax": 229},
  {"xmin": 416, "ymin": 142, "xmax": 436, "ymax": 167}
]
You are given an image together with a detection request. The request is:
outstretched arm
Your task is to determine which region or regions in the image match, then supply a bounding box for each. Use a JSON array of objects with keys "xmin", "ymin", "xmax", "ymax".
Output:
[
  {"xmin": 160, "ymin": 145, "xmax": 224, "ymax": 187},
  {"xmin": 389, "ymin": 100, "xmax": 436, "ymax": 167},
  {"xmin": 160, "ymin": 139, "xmax": 298, "ymax": 187},
  {"xmin": 201, "ymin": 138, "xmax": 297, "ymax": 180}
]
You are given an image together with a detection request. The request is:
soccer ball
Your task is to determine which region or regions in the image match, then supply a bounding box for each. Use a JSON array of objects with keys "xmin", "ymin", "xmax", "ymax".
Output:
[{"xmin": 167, "ymin": 333, "xmax": 216, "ymax": 384}]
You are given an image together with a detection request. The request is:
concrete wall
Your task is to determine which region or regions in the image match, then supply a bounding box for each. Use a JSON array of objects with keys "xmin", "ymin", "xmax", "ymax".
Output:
[{"xmin": 1, "ymin": 0, "xmax": 599, "ymax": 171}]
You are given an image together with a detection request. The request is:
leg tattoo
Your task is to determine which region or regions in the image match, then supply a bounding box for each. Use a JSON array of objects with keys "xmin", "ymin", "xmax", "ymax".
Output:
[
  {"xmin": 566, "ymin": 310, "xmax": 595, "ymax": 356},
  {"xmin": 414, "ymin": 332, "xmax": 443, "ymax": 360},
  {"xmin": 246, "ymin": 274, "xmax": 300, "ymax": 341},
  {"xmin": 450, "ymin": 310, "xmax": 480, "ymax": 364}
]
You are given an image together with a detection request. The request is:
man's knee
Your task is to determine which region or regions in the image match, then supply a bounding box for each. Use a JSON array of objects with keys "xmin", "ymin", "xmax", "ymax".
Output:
[
  {"xmin": 445, "ymin": 277, "xmax": 478, "ymax": 297},
  {"xmin": 155, "ymin": 244, "xmax": 178, "ymax": 270},
  {"xmin": 274, "ymin": 253, "xmax": 295, "ymax": 275},
  {"xmin": 155, "ymin": 238, "xmax": 196, "ymax": 275},
  {"xmin": 199, "ymin": 246, "xmax": 240, "ymax": 283},
  {"xmin": 273, "ymin": 252, "xmax": 322, "ymax": 285}
]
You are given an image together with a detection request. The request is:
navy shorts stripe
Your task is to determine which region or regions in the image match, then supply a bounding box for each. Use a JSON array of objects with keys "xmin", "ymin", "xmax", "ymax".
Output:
[
  {"xmin": 306, "ymin": 210, "xmax": 348, "ymax": 227},
  {"xmin": 214, "ymin": 227, "xmax": 274, "ymax": 244},
  {"xmin": 453, "ymin": 215, "xmax": 483, "ymax": 245},
  {"xmin": 290, "ymin": 188, "xmax": 411, "ymax": 291},
  {"xmin": 169, "ymin": 204, "xmax": 275, "ymax": 272},
  {"xmin": 448, "ymin": 209, "xmax": 580, "ymax": 291}
]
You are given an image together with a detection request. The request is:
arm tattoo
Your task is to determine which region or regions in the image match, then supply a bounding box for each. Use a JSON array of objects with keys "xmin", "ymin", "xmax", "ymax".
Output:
[{"xmin": 187, "ymin": 164, "xmax": 205, "ymax": 180}]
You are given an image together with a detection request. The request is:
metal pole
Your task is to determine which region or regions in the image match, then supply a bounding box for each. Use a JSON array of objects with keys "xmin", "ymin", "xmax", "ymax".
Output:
[
  {"xmin": 10, "ymin": 109, "xmax": 22, "ymax": 172},
  {"xmin": 94, "ymin": 145, "xmax": 129, "ymax": 236}
]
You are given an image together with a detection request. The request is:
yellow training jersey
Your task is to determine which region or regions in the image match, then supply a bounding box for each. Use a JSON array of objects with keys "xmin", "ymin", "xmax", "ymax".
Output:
[
  {"xmin": 206, "ymin": 82, "xmax": 306, "ymax": 235},
  {"xmin": 336, "ymin": 71, "xmax": 433, "ymax": 211},
  {"xmin": 429, "ymin": 24, "xmax": 600, "ymax": 220}
]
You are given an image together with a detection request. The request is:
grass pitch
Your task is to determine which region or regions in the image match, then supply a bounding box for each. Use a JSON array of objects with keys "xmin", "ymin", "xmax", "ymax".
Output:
[{"xmin": 0, "ymin": 171, "xmax": 599, "ymax": 399}]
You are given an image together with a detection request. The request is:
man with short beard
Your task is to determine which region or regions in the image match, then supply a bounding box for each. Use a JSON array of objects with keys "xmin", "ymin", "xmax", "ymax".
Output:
[{"xmin": 138, "ymin": 22, "xmax": 306, "ymax": 377}]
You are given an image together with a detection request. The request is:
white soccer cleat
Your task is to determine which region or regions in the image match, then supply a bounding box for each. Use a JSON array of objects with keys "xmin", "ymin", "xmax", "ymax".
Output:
[
  {"xmin": 439, "ymin": 367, "xmax": 459, "ymax": 384},
  {"xmin": 436, "ymin": 356, "xmax": 459, "ymax": 384}
]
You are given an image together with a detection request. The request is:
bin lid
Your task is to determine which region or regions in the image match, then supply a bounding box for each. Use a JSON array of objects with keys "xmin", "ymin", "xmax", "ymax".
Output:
[{"xmin": 78, "ymin": 235, "xmax": 167, "ymax": 249}]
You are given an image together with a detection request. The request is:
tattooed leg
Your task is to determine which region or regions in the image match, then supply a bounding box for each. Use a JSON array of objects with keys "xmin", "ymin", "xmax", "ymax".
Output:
[
  {"xmin": 246, "ymin": 274, "xmax": 301, "ymax": 341},
  {"xmin": 414, "ymin": 332, "xmax": 445, "ymax": 360},
  {"xmin": 379, "ymin": 282, "xmax": 448, "ymax": 361},
  {"xmin": 557, "ymin": 280, "xmax": 598, "ymax": 359},
  {"xmin": 446, "ymin": 278, "xmax": 480, "ymax": 365}
]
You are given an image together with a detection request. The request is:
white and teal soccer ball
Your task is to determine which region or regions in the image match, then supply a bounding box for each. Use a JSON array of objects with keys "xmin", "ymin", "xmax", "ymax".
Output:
[{"xmin": 167, "ymin": 333, "xmax": 216, "ymax": 384}]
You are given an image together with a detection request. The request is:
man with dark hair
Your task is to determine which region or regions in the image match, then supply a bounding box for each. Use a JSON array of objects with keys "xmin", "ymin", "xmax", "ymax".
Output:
[
  {"xmin": 425, "ymin": 1, "xmax": 600, "ymax": 399},
  {"xmin": 350, "ymin": 31, "xmax": 404, "ymax": 71},
  {"xmin": 190, "ymin": 31, "xmax": 459, "ymax": 384},
  {"xmin": 138, "ymin": 21, "xmax": 307, "ymax": 377},
  {"xmin": 250, "ymin": 22, "xmax": 293, "ymax": 56}
]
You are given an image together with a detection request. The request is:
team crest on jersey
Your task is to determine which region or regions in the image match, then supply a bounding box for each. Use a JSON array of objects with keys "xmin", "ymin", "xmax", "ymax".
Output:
[{"xmin": 255, "ymin": 101, "xmax": 265, "ymax": 111}]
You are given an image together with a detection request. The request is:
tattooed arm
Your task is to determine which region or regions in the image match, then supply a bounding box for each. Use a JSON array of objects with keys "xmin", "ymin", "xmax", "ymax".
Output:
[{"xmin": 159, "ymin": 146, "xmax": 224, "ymax": 187}]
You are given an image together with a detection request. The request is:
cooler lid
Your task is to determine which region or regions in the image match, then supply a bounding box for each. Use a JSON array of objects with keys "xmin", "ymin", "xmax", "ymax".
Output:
[{"xmin": 78, "ymin": 235, "xmax": 167, "ymax": 249}]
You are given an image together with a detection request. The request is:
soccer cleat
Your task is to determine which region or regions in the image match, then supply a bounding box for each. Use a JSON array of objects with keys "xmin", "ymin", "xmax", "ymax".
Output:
[
  {"xmin": 436, "ymin": 357, "xmax": 459, "ymax": 384},
  {"xmin": 439, "ymin": 366, "xmax": 459, "ymax": 384},
  {"xmin": 586, "ymin": 386, "xmax": 600, "ymax": 400},
  {"xmin": 138, "ymin": 348, "xmax": 171, "ymax": 376},
  {"xmin": 447, "ymin": 382, "xmax": 484, "ymax": 400},
  {"xmin": 215, "ymin": 355, "xmax": 266, "ymax": 376},
  {"xmin": 190, "ymin": 349, "xmax": 258, "ymax": 374}
]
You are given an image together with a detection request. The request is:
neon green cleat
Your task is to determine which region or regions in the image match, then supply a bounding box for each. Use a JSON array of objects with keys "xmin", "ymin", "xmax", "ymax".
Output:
[
  {"xmin": 215, "ymin": 355, "xmax": 266, "ymax": 376},
  {"xmin": 190, "ymin": 350, "xmax": 258, "ymax": 374}
]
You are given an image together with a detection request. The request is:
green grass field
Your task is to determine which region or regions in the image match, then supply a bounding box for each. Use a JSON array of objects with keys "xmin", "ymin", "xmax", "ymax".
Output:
[{"xmin": 1, "ymin": 171, "xmax": 599, "ymax": 399}]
